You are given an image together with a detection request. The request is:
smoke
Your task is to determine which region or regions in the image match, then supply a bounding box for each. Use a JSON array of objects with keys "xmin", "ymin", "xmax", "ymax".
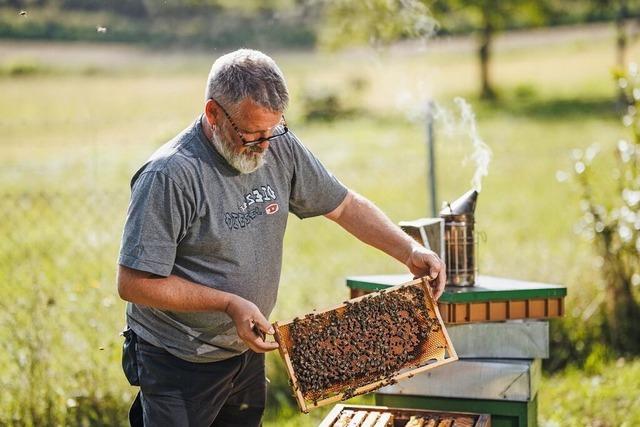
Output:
[
  {"xmin": 396, "ymin": 94, "xmax": 492, "ymax": 192},
  {"xmin": 407, "ymin": 98, "xmax": 491, "ymax": 192},
  {"xmin": 454, "ymin": 97, "xmax": 492, "ymax": 192}
]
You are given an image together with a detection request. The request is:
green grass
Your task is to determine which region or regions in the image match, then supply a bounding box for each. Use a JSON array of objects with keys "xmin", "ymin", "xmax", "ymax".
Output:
[
  {"xmin": 539, "ymin": 358, "xmax": 640, "ymax": 427},
  {"xmin": 1, "ymin": 25, "xmax": 639, "ymax": 425}
]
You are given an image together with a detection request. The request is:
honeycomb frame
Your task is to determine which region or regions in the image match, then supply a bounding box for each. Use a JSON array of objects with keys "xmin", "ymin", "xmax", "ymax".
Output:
[{"xmin": 272, "ymin": 277, "xmax": 458, "ymax": 412}]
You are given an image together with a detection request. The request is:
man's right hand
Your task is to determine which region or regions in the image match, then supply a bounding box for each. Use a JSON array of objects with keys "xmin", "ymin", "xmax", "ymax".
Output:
[{"xmin": 225, "ymin": 295, "xmax": 279, "ymax": 353}]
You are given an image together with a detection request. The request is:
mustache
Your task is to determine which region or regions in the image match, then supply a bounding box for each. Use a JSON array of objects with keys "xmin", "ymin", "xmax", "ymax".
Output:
[{"xmin": 246, "ymin": 145, "xmax": 266, "ymax": 154}]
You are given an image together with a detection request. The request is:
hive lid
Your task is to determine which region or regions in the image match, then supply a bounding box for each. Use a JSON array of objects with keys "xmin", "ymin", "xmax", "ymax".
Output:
[
  {"xmin": 440, "ymin": 189, "xmax": 478, "ymax": 216},
  {"xmin": 346, "ymin": 274, "xmax": 567, "ymax": 304},
  {"xmin": 398, "ymin": 218, "xmax": 443, "ymax": 228}
]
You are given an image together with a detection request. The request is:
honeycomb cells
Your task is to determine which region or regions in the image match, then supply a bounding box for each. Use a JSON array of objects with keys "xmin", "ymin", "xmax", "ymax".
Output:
[{"xmin": 289, "ymin": 285, "xmax": 440, "ymax": 399}]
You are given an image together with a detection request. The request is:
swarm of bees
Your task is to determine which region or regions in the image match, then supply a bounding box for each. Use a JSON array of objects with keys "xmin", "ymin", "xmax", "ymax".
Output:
[{"xmin": 288, "ymin": 284, "xmax": 441, "ymax": 401}]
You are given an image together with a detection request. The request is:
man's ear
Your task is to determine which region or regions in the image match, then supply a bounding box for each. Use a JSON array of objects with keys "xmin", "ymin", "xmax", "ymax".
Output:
[{"xmin": 204, "ymin": 99, "xmax": 219, "ymax": 126}]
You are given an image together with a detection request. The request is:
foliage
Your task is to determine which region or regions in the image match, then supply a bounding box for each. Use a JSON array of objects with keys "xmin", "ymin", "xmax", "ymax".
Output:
[
  {"xmin": 0, "ymin": 4, "xmax": 316, "ymax": 48},
  {"xmin": 317, "ymin": 0, "xmax": 438, "ymax": 50},
  {"xmin": 4, "ymin": 0, "xmax": 640, "ymax": 53},
  {"xmin": 570, "ymin": 63, "xmax": 640, "ymax": 355},
  {"xmin": 0, "ymin": 192, "xmax": 132, "ymax": 426},
  {"xmin": 431, "ymin": 0, "xmax": 549, "ymax": 34},
  {"xmin": 299, "ymin": 76, "xmax": 369, "ymax": 122},
  {"xmin": 553, "ymin": 0, "xmax": 640, "ymax": 24},
  {"xmin": 0, "ymin": 58, "xmax": 50, "ymax": 76}
]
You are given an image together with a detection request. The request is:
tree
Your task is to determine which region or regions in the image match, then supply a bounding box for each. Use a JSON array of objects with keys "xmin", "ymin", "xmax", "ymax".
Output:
[
  {"xmin": 584, "ymin": 0, "xmax": 640, "ymax": 103},
  {"xmin": 318, "ymin": 0, "xmax": 548, "ymax": 100},
  {"xmin": 431, "ymin": 0, "xmax": 550, "ymax": 99},
  {"xmin": 615, "ymin": 0, "xmax": 630, "ymax": 70},
  {"xmin": 577, "ymin": 0, "xmax": 640, "ymax": 69},
  {"xmin": 317, "ymin": 0, "xmax": 438, "ymax": 50},
  {"xmin": 550, "ymin": 0, "xmax": 640, "ymax": 102}
]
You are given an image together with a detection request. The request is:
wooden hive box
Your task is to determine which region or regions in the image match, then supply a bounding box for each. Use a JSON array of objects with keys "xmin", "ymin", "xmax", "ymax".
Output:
[
  {"xmin": 319, "ymin": 404, "xmax": 491, "ymax": 427},
  {"xmin": 272, "ymin": 277, "xmax": 458, "ymax": 413},
  {"xmin": 347, "ymin": 275, "xmax": 567, "ymax": 325}
]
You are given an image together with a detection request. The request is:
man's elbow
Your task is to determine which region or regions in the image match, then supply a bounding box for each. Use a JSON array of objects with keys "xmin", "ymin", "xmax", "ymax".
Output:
[
  {"xmin": 117, "ymin": 265, "xmax": 136, "ymax": 302},
  {"xmin": 117, "ymin": 276, "xmax": 130, "ymax": 302}
]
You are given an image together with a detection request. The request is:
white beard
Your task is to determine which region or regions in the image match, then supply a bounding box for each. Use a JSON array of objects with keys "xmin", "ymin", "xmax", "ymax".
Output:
[{"xmin": 210, "ymin": 126, "xmax": 266, "ymax": 174}]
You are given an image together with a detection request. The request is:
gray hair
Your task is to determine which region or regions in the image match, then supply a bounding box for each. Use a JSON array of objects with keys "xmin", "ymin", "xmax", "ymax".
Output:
[{"xmin": 205, "ymin": 49, "xmax": 289, "ymax": 113}]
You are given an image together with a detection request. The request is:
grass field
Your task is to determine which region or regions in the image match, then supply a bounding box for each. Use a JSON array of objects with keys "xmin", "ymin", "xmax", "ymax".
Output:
[{"xmin": 1, "ymin": 23, "xmax": 639, "ymax": 426}]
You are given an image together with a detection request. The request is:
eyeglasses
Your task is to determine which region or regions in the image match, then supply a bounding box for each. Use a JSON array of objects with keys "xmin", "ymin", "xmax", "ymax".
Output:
[{"xmin": 212, "ymin": 99, "xmax": 288, "ymax": 147}]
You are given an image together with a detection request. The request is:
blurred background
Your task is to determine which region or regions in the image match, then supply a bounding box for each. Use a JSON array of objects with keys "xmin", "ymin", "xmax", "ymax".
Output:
[{"xmin": 1, "ymin": 0, "xmax": 640, "ymax": 426}]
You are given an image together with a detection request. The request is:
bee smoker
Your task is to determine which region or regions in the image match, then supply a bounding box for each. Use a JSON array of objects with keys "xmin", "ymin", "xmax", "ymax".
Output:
[{"xmin": 439, "ymin": 190, "xmax": 478, "ymax": 286}]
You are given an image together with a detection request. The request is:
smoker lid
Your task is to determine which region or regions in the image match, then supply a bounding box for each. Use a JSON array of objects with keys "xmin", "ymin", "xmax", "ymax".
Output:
[{"xmin": 440, "ymin": 189, "xmax": 478, "ymax": 216}]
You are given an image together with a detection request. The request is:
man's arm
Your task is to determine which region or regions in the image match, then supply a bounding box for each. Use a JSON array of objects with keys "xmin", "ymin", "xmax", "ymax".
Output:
[
  {"xmin": 117, "ymin": 265, "xmax": 278, "ymax": 352},
  {"xmin": 325, "ymin": 190, "xmax": 446, "ymax": 299}
]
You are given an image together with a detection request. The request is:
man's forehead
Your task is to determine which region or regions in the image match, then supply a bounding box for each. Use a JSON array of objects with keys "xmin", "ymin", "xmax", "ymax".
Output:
[{"xmin": 234, "ymin": 99, "xmax": 282, "ymax": 132}]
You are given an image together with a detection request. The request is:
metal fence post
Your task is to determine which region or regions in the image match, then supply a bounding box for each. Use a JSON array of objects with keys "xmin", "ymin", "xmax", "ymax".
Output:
[{"xmin": 426, "ymin": 100, "xmax": 438, "ymax": 217}]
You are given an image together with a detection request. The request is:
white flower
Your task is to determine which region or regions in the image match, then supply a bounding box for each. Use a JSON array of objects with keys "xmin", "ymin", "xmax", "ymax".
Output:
[
  {"xmin": 555, "ymin": 170, "xmax": 569, "ymax": 182},
  {"xmin": 571, "ymin": 149, "xmax": 583, "ymax": 160},
  {"xmin": 619, "ymin": 224, "xmax": 632, "ymax": 242}
]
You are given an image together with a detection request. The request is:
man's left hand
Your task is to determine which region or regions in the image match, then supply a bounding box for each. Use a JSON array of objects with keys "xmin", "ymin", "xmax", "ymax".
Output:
[{"xmin": 405, "ymin": 246, "xmax": 446, "ymax": 300}]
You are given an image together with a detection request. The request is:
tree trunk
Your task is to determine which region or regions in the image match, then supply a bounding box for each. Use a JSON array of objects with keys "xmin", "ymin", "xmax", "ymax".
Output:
[
  {"xmin": 616, "ymin": 1, "xmax": 629, "ymax": 107},
  {"xmin": 478, "ymin": 8, "xmax": 496, "ymax": 100},
  {"xmin": 616, "ymin": 1, "xmax": 629, "ymax": 69}
]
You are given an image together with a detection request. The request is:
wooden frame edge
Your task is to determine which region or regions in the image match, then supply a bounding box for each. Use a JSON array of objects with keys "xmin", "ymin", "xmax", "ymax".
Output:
[
  {"xmin": 276, "ymin": 278, "xmax": 425, "ymax": 327},
  {"xmin": 421, "ymin": 277, "xmax": 458, "ymax": 360},
  {"xmin": 317, "ymin": 404, "xmax": 347, "ymax": 427},
  {"xmin": 272, "ymin": 321, "xmax": 308, "ymax": 413}
]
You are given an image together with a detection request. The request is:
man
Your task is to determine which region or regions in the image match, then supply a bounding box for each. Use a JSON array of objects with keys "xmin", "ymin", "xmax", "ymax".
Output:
[{"xmin": 117, "ymin": 49, "xmax": 445, "ymax": 426}]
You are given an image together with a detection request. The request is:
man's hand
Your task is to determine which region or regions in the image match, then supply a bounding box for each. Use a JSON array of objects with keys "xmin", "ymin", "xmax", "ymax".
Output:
[
  {"xmin": 405, "ymin": 245, "xmax": 446, "ymax": 300},
  {"xmin": 225, "ymin": 295, "xmax": 279, "ymax": 353}
]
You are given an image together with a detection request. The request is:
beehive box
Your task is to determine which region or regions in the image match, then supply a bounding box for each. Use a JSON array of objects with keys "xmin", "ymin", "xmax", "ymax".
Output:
[
  {"xmin": 438, "ymin": 297, "xmax": 564, "ymax": 324},
  {"xmin": 272, "ymin": 277, "xmax": 458, "ymax": 413},
  {"xmin": 347, "ymin": 275, "xmax": 567, "ymax": 325},
  {"xmin": 319, "ymin": 404, "xmax": 491, "ymax": 427}
]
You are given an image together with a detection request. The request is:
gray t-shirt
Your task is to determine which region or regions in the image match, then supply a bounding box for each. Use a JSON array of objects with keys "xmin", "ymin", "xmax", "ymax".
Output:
[{"xmin": 118, "ymin": 117, "xmax": 348, "ymax": 362}]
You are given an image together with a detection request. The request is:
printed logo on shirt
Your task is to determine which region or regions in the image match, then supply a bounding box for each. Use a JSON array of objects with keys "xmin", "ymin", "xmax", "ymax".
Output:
[
  {"xmin": 225, "ymin": 184, "xmax": 279, "ymax": 230},
  {"xmin": 224, "ymin": 207, "xmax": 263, "ymax": 230},
  {"xmin": 265, "ymin": 203, "xmax": 279, "ymax": 215},
  {"xmin": 237, "ymin": 185, "xmax": 277, "ymax": 213}
]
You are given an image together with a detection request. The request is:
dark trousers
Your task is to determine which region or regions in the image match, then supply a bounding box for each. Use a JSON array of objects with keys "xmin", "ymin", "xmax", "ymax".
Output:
[{"xmin": 122, "ymin": 330, "xmax": 265, "ymax": 427}]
